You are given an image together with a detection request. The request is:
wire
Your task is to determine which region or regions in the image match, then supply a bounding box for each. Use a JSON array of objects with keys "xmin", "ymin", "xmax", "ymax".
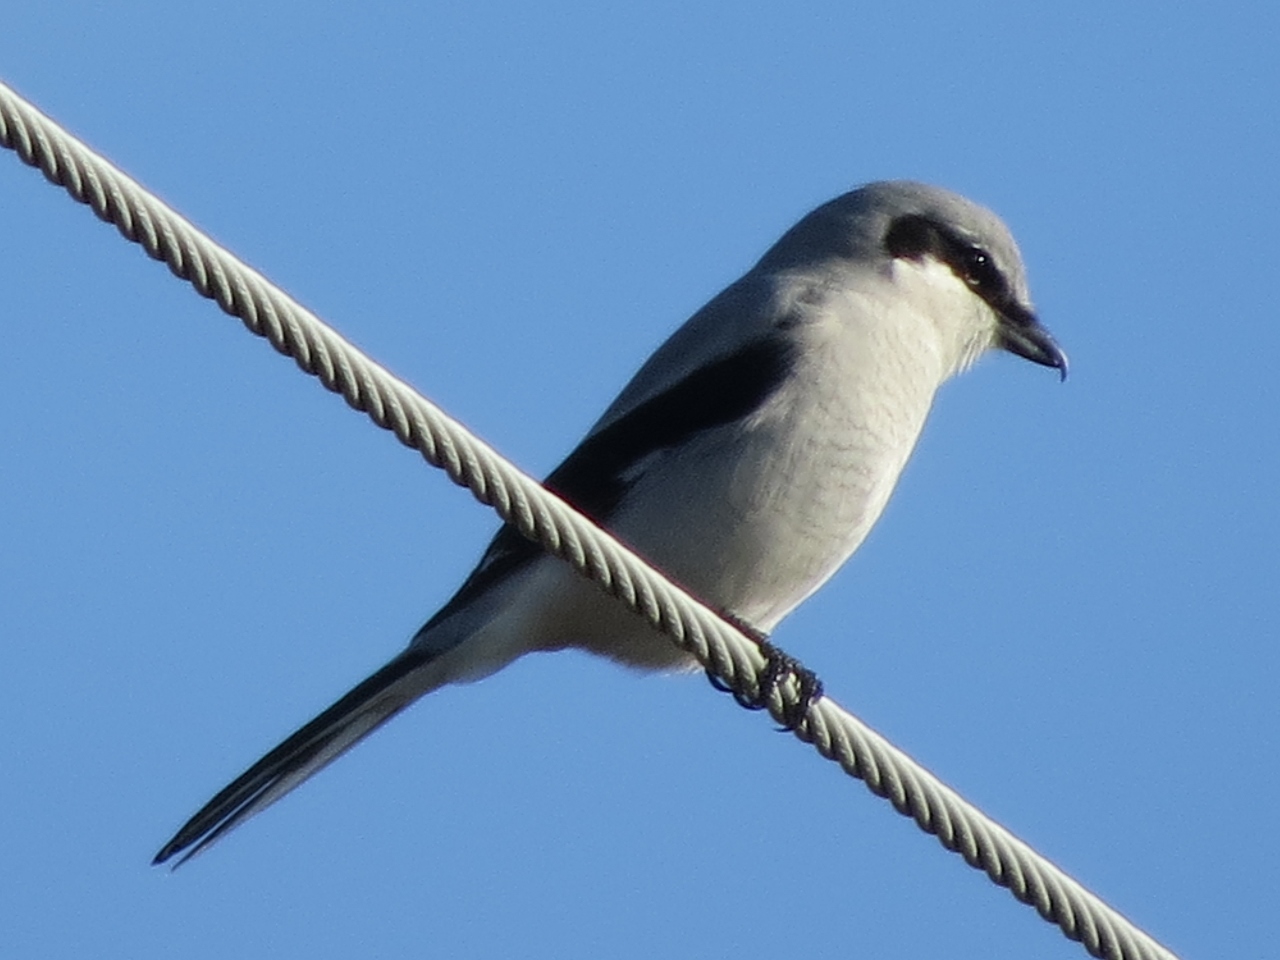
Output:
[{"xmin": 0, "ymin": 79, "xmax": 1179, "ymax": 960}]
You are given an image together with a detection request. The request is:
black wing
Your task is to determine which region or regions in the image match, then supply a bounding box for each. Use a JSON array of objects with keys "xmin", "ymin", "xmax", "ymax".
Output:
[{"xmin": 418, "ymin": 334, "xmax": 797, "ymax": 631}]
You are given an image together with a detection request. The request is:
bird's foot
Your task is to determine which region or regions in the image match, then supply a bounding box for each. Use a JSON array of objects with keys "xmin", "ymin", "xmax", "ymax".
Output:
[{"xmin": 706, "ymin": 619, "xmax": 822, "ymax": 730}]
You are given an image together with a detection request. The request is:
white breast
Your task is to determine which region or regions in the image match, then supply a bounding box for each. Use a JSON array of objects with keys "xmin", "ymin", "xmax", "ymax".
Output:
[{"xmin": 605, "ymin": 268, "xmax": 954, "ymax": 633}]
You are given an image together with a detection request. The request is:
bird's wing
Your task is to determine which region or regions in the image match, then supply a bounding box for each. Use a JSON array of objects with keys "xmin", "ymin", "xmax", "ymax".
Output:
[{"xmin": 416, "ymin": 329, "xmax": 797, "ymax": 637}]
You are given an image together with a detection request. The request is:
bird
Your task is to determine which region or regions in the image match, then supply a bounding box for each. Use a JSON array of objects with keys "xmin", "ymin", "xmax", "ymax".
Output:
[{"xmin": 154, "ymin": 180, "xmax": 1067, "ymax": 866}]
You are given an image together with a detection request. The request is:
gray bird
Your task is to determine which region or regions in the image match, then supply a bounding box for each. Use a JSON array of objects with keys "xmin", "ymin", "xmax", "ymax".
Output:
[{"xmin": 155, "ymin": 180, "xmax": 1066, "ymax": 865}]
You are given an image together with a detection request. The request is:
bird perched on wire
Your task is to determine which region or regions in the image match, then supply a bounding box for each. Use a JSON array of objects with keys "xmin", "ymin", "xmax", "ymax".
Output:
[{"xmin": 155, "ymin": 180, "xmax": 1067, "ymax": 866}]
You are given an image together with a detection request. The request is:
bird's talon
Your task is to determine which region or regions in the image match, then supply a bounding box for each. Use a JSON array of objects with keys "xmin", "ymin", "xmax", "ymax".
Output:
[
  {"xmin": 704, "ymin": 668, "xmax": 768, "ymax": 710},
  {"xmin": 705, "ymin": 638, "xmax": 822, "ymax": 729}
]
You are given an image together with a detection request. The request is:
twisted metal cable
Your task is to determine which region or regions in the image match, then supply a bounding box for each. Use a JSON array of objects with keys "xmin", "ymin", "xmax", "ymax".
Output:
[{"xmin": 0, "ymin": 79, "xmax": 1178, "ymax": 960}]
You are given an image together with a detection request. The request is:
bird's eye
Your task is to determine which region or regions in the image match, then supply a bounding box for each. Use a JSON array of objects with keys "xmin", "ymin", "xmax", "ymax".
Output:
[
  {"xmin": 960, "ymin": 247, "xmax": 1005, "ymax": 296},
  {"xmin": 887, "ymin": 218, "xmax": 1009, "ymax": 303}
]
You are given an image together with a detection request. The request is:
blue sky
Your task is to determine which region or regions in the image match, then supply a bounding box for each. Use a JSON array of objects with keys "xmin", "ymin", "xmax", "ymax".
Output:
[{"xmin": 2, "ymin": 3, "xmax": 1277, "ymax": 958}]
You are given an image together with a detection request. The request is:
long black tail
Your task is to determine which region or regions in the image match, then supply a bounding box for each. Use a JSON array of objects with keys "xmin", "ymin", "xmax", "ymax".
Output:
[{"xmin": 154, "ymin": 648, "xmax": 437, "ymax": 867}]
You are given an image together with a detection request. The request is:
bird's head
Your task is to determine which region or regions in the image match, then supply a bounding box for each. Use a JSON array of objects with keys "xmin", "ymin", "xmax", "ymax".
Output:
[{"xmin": 763, "ymin": 181, "xmax": 1068, "ymax": 382}]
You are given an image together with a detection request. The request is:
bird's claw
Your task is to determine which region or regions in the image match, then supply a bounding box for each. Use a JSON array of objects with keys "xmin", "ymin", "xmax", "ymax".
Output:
[{"xmin": 706, "ymin": 631, "xmax": 823, "ymax": 731}]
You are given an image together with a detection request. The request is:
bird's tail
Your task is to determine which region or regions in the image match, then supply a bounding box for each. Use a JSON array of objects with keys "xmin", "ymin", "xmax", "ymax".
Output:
[{"xmin": 153, "ymin": 647, "xmax": 443, "ymax": 867}]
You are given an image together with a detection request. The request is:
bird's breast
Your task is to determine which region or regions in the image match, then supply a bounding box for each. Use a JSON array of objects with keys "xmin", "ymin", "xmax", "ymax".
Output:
[{"xmin": 609, "ymin": 311, "xmax": 941, "ymax": 632}]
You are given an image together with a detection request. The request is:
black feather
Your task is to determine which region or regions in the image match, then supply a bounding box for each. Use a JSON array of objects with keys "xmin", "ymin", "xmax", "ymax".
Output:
[{"xmin": 420, "ymin": 334, "xmax": 796, "ymax": 629}]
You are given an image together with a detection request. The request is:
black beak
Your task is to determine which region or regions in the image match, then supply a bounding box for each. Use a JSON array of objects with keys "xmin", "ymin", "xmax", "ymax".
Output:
[{"xmin": 998, "ymin": 303, "xmax": 1069, "ymax": 381}]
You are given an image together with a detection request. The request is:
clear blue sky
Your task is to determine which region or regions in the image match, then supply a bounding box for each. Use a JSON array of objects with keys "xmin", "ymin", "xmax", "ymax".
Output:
[{"xmin": 2, "ymin": 3, "xmax": 1276, "ymax": 958}]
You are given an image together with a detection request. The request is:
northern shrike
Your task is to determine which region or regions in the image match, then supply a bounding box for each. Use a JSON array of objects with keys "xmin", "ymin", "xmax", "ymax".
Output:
[{"xmin": 155, "ymin": 180, "xmax": 1066, "ymax": 865}]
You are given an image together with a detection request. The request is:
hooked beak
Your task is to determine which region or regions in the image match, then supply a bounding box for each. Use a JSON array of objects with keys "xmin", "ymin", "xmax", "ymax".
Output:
[{"xmin": 998, "ymin": 303, "xmax": 1069, "ymax": 381}]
